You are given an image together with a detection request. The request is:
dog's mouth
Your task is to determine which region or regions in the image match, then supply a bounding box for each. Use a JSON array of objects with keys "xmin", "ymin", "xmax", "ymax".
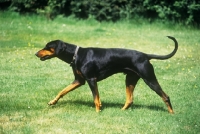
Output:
[
  {"xmin": 40, "ymin": 55, "xmax": 53, "ymax": 61},
  {"xmin": 36, "ymin": 48, "xmax": 56, "ymax": 61},
  {"xmin": 35, "ymin": 51, "xmax": 55, "ymax": 61}
]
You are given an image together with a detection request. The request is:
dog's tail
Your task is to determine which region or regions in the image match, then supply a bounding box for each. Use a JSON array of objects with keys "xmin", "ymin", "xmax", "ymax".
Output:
[{"xmin": 147, "ymin": 36, "xmax": 178, "ymax": 60}]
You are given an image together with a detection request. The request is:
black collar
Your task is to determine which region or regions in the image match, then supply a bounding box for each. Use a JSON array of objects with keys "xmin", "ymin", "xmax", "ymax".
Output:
[{"xmin": 70, "ymin": 46, "xmax": 79, "ymax": 66}]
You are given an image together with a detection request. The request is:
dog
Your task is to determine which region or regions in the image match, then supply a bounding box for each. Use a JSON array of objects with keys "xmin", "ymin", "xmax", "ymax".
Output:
[{"xmin": 35, "ymin": 36, "xmax": 178, "ymax": 113}]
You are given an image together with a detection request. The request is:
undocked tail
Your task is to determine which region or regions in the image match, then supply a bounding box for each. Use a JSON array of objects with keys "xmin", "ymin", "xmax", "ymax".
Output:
[{"xmin": 147, "ymin": 36, "xmax": 178, "ymax": 60}]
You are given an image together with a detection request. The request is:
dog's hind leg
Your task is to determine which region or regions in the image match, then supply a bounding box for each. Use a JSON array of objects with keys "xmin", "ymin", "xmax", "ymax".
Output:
[
  {"xmin": 144, "ymin": 79, "xmax": 174, "ymax": 114},
  {"xmin": 139, "ymin": 62, "xmax": 174, "ymax": 113},
  {"xmin": 122, "ymin": 73, "xmax": 140, "ymax": 110}
]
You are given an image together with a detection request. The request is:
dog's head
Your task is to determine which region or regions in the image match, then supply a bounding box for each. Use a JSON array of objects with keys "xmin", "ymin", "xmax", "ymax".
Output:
[{"xmin": 35, "ymin": 40, "xmax": 66, "ymax": 61}]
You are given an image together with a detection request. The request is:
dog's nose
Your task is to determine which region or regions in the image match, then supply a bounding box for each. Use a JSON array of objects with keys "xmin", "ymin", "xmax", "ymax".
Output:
[{"xmin": 35, "ymin": 52, "xmax": 38, "ymax": 57}]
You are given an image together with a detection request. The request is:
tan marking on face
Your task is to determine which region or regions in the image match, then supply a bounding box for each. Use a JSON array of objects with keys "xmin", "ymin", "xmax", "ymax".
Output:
[{"xmin": 37, "ymin": 48, "xmax": 55, "ymax": 58}]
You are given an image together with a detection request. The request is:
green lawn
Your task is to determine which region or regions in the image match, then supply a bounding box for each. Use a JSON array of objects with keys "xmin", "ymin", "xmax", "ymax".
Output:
[{"xmin": 0, "ymin": 11, "xmax": 200, "ymax": 134}]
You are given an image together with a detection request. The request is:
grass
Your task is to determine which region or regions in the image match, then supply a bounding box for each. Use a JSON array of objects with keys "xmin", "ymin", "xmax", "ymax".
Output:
[{"xmin": 0, "ymin": 11, "xmax": 200, "ymax": 134}]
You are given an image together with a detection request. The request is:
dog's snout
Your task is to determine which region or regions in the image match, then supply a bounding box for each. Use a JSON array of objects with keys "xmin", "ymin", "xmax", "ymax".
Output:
[{"xmin": 35, "ymin": 52, "xmax": 39, "ymax": 57}]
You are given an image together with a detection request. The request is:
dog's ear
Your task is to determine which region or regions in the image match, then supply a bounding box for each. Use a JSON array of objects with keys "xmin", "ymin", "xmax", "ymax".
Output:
[{"xmin": 55, "ymin": 40, "xmax": 67, "ymax": 55}]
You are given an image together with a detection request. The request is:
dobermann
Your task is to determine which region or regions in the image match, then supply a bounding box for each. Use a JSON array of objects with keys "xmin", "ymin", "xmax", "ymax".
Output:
[{"xmin": 35, "ymin": 36, "xmax": 178, "ymax": 113}]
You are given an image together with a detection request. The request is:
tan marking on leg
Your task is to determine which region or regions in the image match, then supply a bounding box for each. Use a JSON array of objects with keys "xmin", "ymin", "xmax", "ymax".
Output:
[
  {"xmin": 161, "ymin": 91, "xmax": 174, "ymax": 114},
  {"xmin": 122, "ymin": 85, "xmax": 134, "ymax": 110},
  {"xmin": 93, "ymin": 87, "xmax": 101, "ymax": 112},
  {"xmin": 48, "ymin": 81, "xmax": 81, "ymax": 105},
  {"xmin": 162, "ymin": 97, "xmax": 174, "ymax": 114},
  {"xmin": 167, "ymin": 104, "xmax": 174, "ymax": 114}
]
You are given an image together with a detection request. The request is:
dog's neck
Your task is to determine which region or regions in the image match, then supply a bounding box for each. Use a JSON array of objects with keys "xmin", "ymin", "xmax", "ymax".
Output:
[{"xmin": 56, "ymin": 43, "xmax": 79, "ymax": 64}]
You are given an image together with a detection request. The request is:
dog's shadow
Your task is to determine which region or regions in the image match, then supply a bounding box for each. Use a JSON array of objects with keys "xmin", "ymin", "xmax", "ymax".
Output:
[{"xmin": 55, "ymin": 100, "xmax": 166, "ymax": 112}]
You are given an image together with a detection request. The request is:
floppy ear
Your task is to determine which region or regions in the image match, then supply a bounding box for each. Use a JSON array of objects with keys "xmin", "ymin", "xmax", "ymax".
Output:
[{"xmin": 55, "ymin": 40, "xmax": 67, "ymax": 55}]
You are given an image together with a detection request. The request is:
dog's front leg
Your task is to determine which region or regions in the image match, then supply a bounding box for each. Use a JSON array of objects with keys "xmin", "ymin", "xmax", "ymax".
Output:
[
  {"xmin": 87, "ymin": 78, "xmax": 102, "ymax": 112},
  {"xmin": 48, "ymin": 80, "xmax": 81, "ymax": 105}
]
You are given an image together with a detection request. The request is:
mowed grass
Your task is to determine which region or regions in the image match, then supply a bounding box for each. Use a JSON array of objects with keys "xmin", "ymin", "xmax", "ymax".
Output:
[{"xmin": 0, "ymin": 11, "xmax": 200, "ymax": 134}]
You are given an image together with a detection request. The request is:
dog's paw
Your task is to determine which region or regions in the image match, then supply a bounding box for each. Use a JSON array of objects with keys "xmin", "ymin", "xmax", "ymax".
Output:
[
  {"xmin": 121, "ymin": 102, "xmax": 133, "ymax": 110},
  {"xmin": 48, "ymin": 99, "xmax": 57, "ymax": 105},
  {"xmin": 95, "ymin": 108, "xmax": 101, "ymax": 112}
]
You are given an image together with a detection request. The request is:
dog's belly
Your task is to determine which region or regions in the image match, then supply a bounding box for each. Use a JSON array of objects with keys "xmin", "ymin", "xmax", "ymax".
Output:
[{"xmin": 96, "ymin": 67, "xmax": 136, "ymax": 81}]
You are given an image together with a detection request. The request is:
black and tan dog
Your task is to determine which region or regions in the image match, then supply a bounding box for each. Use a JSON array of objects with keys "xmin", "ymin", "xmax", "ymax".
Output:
[{"xmin": 35, "ymin": 36, "xmax": 178, "ymax": 113}]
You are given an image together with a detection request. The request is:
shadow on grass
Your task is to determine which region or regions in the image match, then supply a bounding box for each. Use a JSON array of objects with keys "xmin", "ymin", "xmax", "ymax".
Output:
[{"xmin": 56, "ymin": 100, "xmax": 166, "ymax": 112}]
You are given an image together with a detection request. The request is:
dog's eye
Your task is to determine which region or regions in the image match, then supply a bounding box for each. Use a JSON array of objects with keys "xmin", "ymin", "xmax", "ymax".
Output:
[{"xmin": 49, "ymin": 48, "xmax": 55, "ymax": 53}]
